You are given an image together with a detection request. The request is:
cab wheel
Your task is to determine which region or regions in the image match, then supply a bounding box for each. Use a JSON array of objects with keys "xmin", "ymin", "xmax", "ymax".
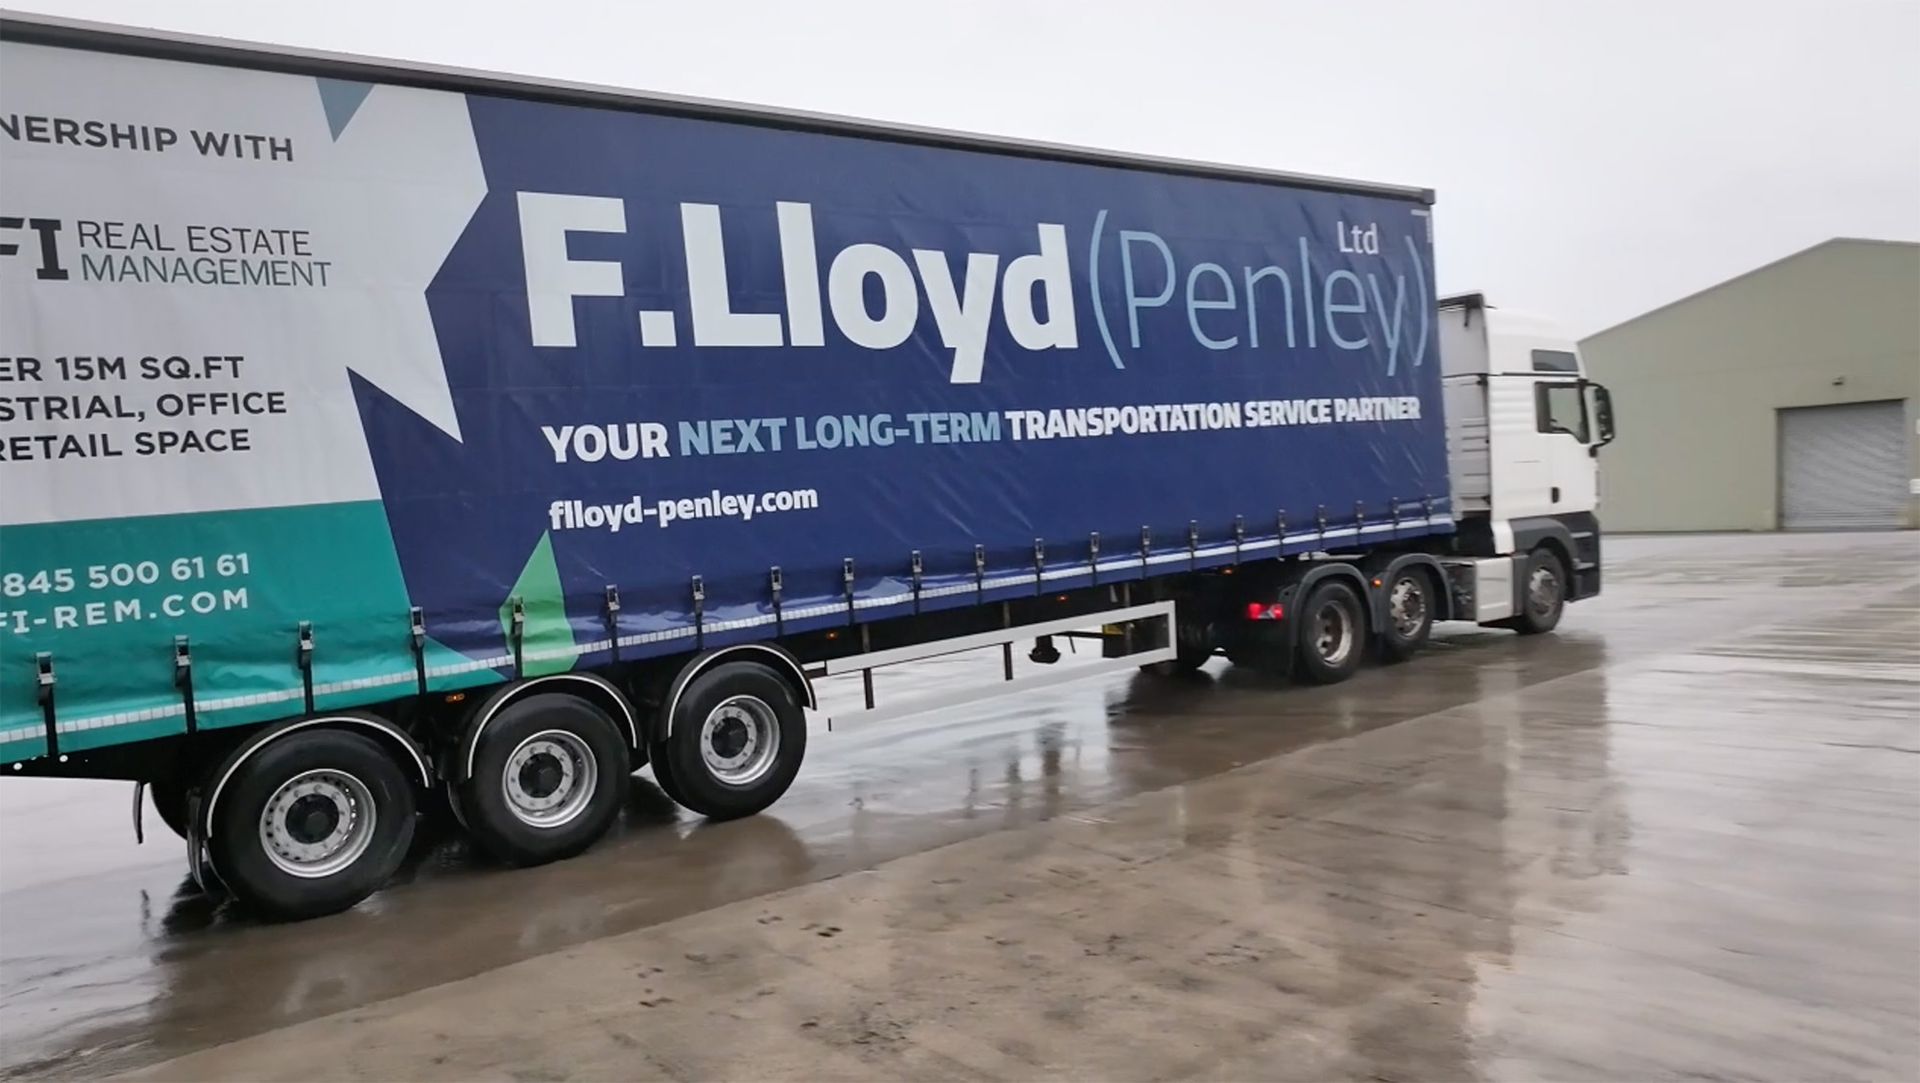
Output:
[
  {"xmin": 1376, "ymin": 569, "xmax": 1435, "ymax": 663},
  {"xmin": 1510, "ymin": 548, "xmax": 1567, "ymax": 635}
]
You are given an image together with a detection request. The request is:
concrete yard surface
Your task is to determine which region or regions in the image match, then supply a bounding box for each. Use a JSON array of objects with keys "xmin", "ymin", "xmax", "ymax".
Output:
[{"xmin": 3, "ymin": 532, "xmax": 1917, "ymax": 1080}]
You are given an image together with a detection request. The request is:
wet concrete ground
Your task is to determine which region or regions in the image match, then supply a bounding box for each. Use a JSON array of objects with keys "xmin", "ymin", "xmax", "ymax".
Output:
[{"xmin": 1, "ymin": 532, "xmax": 1916, "ymax": 1080}]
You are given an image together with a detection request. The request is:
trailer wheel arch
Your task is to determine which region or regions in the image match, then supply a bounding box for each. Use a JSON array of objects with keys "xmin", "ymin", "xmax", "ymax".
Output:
[
  {"xmin": 656, "ymin": 644, "xmax": 815, "ymax": 743},
  {"xmin": 202, "ymin": 713, "xmax": 433, "ymax": 840},
  {"xmin": 457, "ymin": 672, "xmax": 641, "ymax": 781}
]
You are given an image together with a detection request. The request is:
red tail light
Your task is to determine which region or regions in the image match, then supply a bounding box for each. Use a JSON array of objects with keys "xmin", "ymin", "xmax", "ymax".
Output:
[{"xmin": 1244, "ymin": 602, "xmax": 1284, "ymax": 621}]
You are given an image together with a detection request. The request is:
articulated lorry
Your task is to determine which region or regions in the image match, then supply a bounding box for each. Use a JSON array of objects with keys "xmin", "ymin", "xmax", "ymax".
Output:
[{"xmin": 0, "ymin": 13, "xmax": 1614, "ymax": 919}]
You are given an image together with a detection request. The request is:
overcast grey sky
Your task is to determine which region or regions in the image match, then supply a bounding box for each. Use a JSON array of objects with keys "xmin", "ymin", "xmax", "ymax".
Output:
[{"xmin": 11, "ymin": 0, "xmax": 1917, "ymax": 336}]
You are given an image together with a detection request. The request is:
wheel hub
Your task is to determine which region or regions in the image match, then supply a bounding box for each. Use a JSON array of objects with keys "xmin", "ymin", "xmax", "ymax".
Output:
[
  {"xmin": 1528, "ymin": 566, "xmax": 1561, "ymax": 615},
  {"xmin": 518, "ymin": 754, "xmax": 565, "ymax": 800},
  {"xmin": 503, "ymin": 731, "xmax": 596, "ymax": 828},
  {"xmin": 287, "ymin": 793, "xmax": 340, "ymax": 844},
  {"xmin": 1314, "ymin": 601, "xmax": 1355, "ymax": 665},
  {"xmin": 711, "ymin": 717, "xmax": 750, "ymax": 760},
  {"xmin": 1389, "ymin": 577, "xmax": 1427, "ymax": 638},
  {"xmin": 700, "ymin": 696, "xmax": 780, "ymax": 786}
]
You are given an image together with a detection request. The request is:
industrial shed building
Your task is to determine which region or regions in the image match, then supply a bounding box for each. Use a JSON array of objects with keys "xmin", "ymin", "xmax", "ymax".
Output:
[{"xmin": 1581, "ymin": 238, "xmax": 1920, "ymax": 532}]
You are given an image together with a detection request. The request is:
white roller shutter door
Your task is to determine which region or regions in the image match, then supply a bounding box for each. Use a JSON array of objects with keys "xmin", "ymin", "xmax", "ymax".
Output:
[{"xmin": 1777, "ymin": 400, "xmax": 1908, "ymax": 530}]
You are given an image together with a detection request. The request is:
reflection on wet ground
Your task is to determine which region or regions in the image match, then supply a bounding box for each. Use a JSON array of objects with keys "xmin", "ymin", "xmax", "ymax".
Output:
[{"xmin": 1, "ymin": 532, "xmax": 1916, "ymax": 1079}]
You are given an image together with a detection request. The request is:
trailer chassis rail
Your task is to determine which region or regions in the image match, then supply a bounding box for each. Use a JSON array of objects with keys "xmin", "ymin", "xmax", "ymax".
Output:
[{"xmin": 808, "ymin": 600, "xmax": 1177, "ymax": 729}]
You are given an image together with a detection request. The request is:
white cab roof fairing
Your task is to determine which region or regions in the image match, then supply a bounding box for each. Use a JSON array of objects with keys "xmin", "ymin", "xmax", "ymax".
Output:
[
  {"xmin": 1438, "ymin": 292, "xmax": 1582, "ymax": 377},
  {"xmin": 1439, "ymin": 291, "xmax": 1577, "ymax": 343}
]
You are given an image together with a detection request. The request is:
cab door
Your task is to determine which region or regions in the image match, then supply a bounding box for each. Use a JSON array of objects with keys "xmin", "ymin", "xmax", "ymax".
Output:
[{"xmin": 1529, "ymin": 349, "xmax": 1599, "ymax": 516}]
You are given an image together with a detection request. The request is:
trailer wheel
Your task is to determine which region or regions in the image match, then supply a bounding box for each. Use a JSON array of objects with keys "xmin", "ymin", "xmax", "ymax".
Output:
[
  {"xmin": 646, "ymin": 741, "xmax": 690, "ymax": 806},
  {"xmin": 660, "ymin": 661, "xmax": 806, "ymax": 820},
  {"xmin": 1376, "ymin": 569, "xmax": 1436, "ymax": 663},
  {"xmin": 1294, "ymin": 579, "xmax": 1366, "ymax": 685},
  {"xmin": 458, "ymin": 693, "xmax": 628, "ymax": 867},
  {"xmin": 443, "ymin": 779, "xmax": 470, "ymax": 830},
  {"xmin": 1508, "ymin": 548, "xmax": 1567, "ymax": 635},
  {"xmin": 1143, "ymin": 615, "xmax": 1214, "ymax": 676},
  {"xmin": 149, "ymin": 778, "xmax": 192, "ymax": 841},
  {"xmin": 1140, "ymin": 595, "xmax": 1216, "ymax": 676},
  {"xmin": 208, "ymin": 728, "xmax": 415, "ymax": 920}
]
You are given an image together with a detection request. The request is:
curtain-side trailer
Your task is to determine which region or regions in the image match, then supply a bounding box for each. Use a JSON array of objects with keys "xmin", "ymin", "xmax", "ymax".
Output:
[{"xmin": 0, "ymin": 12, "xmax": 1614, "ymax": 918}]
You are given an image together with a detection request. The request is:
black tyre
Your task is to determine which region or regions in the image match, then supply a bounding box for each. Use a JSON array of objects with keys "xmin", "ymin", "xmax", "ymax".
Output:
[
  {"xmin": 1142, "ymin": 619, "xmax": 1214, "ymax": 676},
  {"xmin": 457, "ymin": 693, "xmax": 629, "ymax": 867},
  {"xmin": 1141, "ymin": 597, "xmax": 1215, "ymax": 676},
  {"xmin": 149, "ymin": 778, "xmax": 192, "ymax": 841},
  {"xmin": 443, "ymin": 779, "xmax": 470, "ymax": 830},
  {"xmin": 1294, "ymin": 579, "xmax": 1367, "ymax": 685},
  {"xmin": 207, "ymin": 728, "xmax": 416, "ymax": 921},
  {"xmin": 1510, "ymin": 548, "xmax": 1567, "ymax": 635},
  {"xmin": 659, "ymin": 662, "xmax": 806, "ymax": 819},
  {"xmin": 1375, "ymin": 568, "xmax": 1436, "ymax": 664},
  {"xmin": 647, "ymin": 740, "xmax": 690, "ymax": 805}
]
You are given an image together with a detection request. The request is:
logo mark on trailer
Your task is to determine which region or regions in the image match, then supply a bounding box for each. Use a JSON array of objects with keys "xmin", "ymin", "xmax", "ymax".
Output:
[
  {"xmin": 517, "ymin": 197, "xmax": 1430, "ymax": 383},
  {"xmin": 518, "ymin": 196, "xmax": 1077, "ymax": 385}
]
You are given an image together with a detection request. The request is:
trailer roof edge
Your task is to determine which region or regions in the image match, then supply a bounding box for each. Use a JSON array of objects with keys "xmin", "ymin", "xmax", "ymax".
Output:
[{"xmin": 0, "ymin": 9, "xmax": 1437, "ymax": 206}]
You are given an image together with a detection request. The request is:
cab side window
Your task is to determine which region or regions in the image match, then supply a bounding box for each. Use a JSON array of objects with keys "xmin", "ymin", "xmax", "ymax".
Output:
[{"xmin": 1536, "ymin": 382, "xmax": 1589, "ymax": 442}]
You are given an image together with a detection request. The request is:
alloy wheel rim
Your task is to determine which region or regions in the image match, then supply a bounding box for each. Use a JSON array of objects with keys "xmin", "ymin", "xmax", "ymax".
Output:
[
  {"xmin": 1528, "ymin": 566, "xmax": 1562, "ymax": 616},
  {"xmin": 502, "ymin": 729, "xmax": 598, "ymax": 828},
  {"xmin": 1390, "ymin": 576, "xmax": 1427, "ymax": 638},
  {"xmin": 259, "ymin": 769, "xmax": 377, "ymax": 879},
  {"xmin": 1314, "ymin": 600, "xmax": 1356, "ymax": 665},
  {"xmin": 700, "ymin": 696, "xmax": 780, "ymax": 787}
]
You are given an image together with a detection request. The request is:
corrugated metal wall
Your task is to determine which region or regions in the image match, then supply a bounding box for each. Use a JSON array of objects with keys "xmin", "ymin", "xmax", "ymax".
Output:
[{"xmin": 1778, "ymin": 400, "xmax": 1909, "ymax": 529}]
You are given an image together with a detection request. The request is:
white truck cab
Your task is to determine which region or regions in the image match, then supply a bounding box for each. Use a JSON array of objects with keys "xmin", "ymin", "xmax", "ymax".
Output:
[{"xmin": 1440, "ymin": 292, "xmax": 1615, "ymax": 612}]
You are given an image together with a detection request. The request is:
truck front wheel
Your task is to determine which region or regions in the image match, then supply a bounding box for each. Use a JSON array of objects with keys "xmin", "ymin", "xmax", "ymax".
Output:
[
  {"xmin": 457, "ymin": 693, "xmax": 629, "ymax": 867},
  {"xmin": 1504, "ymin": 548, "xmax": 1567, "ymax": 636},
  {"xmin": 208, "ymin": 729, "xmax": 416, "ymax": 920},
  {"xmin": 1489, "ymin": 549, "xmax": 1566, "ymax": 633},
  {"xmin": 659, "ymin": 662, "xmax": 806, "ymax": 820}
]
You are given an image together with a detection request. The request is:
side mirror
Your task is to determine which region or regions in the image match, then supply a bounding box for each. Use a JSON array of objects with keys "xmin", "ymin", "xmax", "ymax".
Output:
[{"xmin": 1591, "ymin": 384, "xmax": 1616, "ymax": 448}]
